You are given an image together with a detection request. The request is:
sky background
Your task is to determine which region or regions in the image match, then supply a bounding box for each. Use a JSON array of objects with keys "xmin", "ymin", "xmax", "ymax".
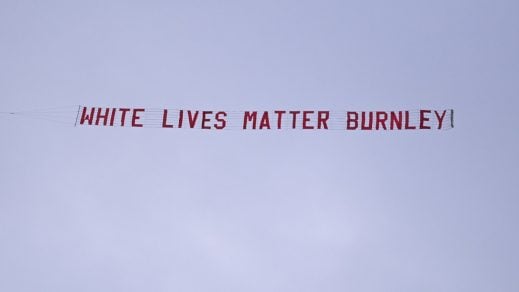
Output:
[{"xmin": 1, "ymin": 0, "xmax": 518, "ymax": 291}]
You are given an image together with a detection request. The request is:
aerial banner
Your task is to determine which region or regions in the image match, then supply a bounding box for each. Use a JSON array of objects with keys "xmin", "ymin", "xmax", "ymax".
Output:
[{"xmin": 76, "ymin": 106, "xmax": 454, "ymax": 131}]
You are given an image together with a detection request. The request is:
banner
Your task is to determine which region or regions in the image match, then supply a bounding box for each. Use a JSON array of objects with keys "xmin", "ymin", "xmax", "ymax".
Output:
[{"xmin": 76, "ymin": 107, "xmax": 454, "ymax": 131}]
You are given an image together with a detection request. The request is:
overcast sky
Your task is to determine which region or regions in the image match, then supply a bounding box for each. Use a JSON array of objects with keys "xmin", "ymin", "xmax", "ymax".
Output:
[{"xmin": 1, "ymin": 0, "xmax": 518, "ymax": 291}]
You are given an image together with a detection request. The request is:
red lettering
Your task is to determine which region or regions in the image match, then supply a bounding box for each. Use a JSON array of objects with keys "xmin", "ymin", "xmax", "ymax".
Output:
[
  {"xmin": 375, "ymin": 111, "xmax": 388, "ymax": 130},
  {"xmin": 214, "ymin": 111, "xmax": 227, "ymax": 129},
  {"xmin": 201, "ymin": 111, "xmax": 212, "ymax": 129},
  {"xmin": 404, "ymin": 111, "xmax": 416, "ymax": 129},
  {"xmin": 109, "ymin": 108, "xmax": 116, "ymax": 126},
  {"xmin": 302, "ymin": 111, "xmax": 314, "ymax": 129},
  {"xmin": 259, "ymin": 111, "xmax": 271, "ymax": 129},
  {"xmin": 361, "ymin": 112, "xmax": 373, "ymax": 130},
  {"xmin": 243, "ymin": 111, "xmax": 257, "ymax": 129},
  {"xmin": 274, "ymin": 110, "xmax": 285, "ymax": 129},
  {"xmin": 390, "ymin": 111, "xmax": 402, "ymax": 130},
  {"xmin": 435, "ymin": 110, "xmax": 446, "ymax": 129},
  {"xmin": 162, "ymin": 109, "xmax": 173, "ymax": 128},
  {"xmin": 96, "ymin": 108, "xmax": 110, "ymax": 126},
  {"xmin": 132, "ymin": 108, "xmax": 144, "ymax": 127},
  {"xmin": 289, "ymin": 111, "xmax": 300, "ymax": 129},
  {"xmin": 317, "ymin": 111, "xmax": 329, "ymax": 129},
  {"xmin": 346, "ymin": 112, "xmax": 358, "ymax": 130},
  {"xmin": 119, "ymin": 108, "xmax": 130, "ymax": 127},
  {"xmin": 187, "ymin": 111, "xmax": 199, "ymax": 128},
  {"xmin": 420, "ymin": 110, "xmax": 431, "ymax": 129},
  {"xmin": 80, "ymin": 107, "xmax": 95, "ymax": 125},
  {"xmin": 178, "ymin": 110, "xmax": 184, "ymax": 128}
]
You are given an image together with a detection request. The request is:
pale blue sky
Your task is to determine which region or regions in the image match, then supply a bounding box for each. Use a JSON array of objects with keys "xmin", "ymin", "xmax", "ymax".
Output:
[{"xmin": 1, "ymin": 1, "xmax": 518, "ymax": 291}]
